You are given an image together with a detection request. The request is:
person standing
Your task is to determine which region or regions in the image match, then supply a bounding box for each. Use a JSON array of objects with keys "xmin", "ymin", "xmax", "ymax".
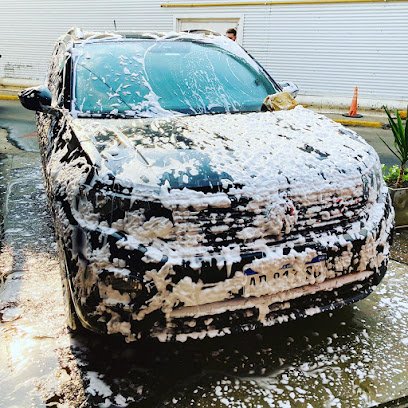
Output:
[{"xmin": 226, "ymin": 28, "xmax": 237, "ymax": 41}]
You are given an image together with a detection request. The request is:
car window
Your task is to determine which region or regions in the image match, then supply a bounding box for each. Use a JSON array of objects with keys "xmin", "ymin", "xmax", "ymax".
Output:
[{"xmin": 73, "ymin": 40, "xmax": 277, "ymax": 117}]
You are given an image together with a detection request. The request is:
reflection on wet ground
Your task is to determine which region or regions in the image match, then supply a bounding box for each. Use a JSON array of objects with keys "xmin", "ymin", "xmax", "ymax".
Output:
[
  {"xmin": 0, "ymin": 101, "xmax": 407, "ymax": 407},
  {"xmin": 0, "ymin": 152, "xmax": 5, "ymax": 246},
  {"xmin": 0, "ymin": 100, "xmax": 38, "ymax": 152}
]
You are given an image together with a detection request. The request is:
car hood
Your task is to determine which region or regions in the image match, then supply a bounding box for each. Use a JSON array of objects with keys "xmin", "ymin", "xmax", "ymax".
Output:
[{"xmin": 71, "ymin": 106, "xmax": 381, "ymax": 196}]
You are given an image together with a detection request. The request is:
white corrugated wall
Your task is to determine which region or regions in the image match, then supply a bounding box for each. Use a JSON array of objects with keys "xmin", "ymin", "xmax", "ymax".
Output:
[
  {"xmin": 255, "ymin": 2, "xmax": 408, "ymax": 102},
  {"xmin": 0, "ymin": 0, "xmax": 407, "ymax": 103},
  {"xmin": 0, "ymin": 0, "xmax": 173, "ymax": 81}
]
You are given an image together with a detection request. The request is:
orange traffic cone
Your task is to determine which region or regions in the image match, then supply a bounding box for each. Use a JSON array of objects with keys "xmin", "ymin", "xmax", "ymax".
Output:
[{"xmin": 343, "ymin": 86, "xmax": 363, "ymax": 118}]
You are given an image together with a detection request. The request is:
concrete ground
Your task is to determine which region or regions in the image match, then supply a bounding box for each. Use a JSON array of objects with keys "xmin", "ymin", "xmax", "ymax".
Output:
[{"xmin": 0, "ymin": 100, "xmax": 407, "ymax": 407}]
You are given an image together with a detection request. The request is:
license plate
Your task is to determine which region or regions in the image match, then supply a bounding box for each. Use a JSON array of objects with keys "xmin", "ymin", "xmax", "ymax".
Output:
[{"xmin": 243, "ymin": 254, "xmax": 327, "ymax": 297}]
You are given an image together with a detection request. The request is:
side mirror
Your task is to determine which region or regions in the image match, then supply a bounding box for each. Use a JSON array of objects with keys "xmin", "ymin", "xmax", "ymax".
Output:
[
  {"xmin": 18, "ymin": 85, "xmax": 53, "ymax": 112},
  {"xmin": 278, "ymin": 81, "xmax": 299, "ymax": 99}
]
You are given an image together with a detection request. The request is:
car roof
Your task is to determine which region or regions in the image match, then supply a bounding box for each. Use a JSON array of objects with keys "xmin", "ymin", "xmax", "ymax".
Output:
[{"xmin": 60, "ymin": 27, "xmax": 228, "ymax": 48}]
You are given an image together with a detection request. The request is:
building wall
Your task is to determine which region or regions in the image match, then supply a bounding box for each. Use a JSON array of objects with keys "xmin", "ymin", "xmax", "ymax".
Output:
[
  {"xmin": 0, "ymin": 0, "xmax": 173, "ymax": 81},
  {"xmin": 1, "ymin": 0, "xmax": 407, "ymax": 104}
]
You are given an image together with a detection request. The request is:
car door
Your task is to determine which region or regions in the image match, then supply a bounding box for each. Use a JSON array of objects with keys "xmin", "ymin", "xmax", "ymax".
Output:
[{"xmin": 37, "ymin": 41, "xmax": 68, "ymax": 206}]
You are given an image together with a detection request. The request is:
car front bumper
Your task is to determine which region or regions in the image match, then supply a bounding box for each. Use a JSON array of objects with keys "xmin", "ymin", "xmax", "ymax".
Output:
[{"xmin": 61, "ymin": 188, "xmax": 394, "ymax": 342}]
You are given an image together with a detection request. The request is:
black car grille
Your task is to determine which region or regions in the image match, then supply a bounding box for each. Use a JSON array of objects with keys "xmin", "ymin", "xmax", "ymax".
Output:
[
  {"xmin": 87, "ymin": 184, "xmax": 368, "ymax": 261},
  {"xmin": 171, "ymin": 191, "xmax": 367, "ymax": 251}
]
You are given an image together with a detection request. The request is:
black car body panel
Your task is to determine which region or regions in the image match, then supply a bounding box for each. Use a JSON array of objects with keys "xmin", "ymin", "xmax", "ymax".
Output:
[{"xmin": 22, "ymin": 29, "xmax": 393, "ymax": 342}]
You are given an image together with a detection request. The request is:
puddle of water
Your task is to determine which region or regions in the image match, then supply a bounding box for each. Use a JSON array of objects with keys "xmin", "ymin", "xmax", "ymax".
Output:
[
  {"xmin": 0, "ymin": 154, "xmax": 66, "ymax": 407},
  {"xmin": 0, "ymin": 153, "xmax": 6, "ymax": 248}
]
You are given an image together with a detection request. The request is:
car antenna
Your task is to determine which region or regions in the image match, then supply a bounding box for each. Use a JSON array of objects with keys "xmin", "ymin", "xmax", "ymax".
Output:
[{"xmin": 113, "ymin": 20, "xmax": 117, "ymax": 31}]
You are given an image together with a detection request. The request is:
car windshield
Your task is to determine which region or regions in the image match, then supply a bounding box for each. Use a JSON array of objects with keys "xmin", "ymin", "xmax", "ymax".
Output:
[{"xmin": 73, "ymin": 39, "xmax": 277, "ymax": 117}]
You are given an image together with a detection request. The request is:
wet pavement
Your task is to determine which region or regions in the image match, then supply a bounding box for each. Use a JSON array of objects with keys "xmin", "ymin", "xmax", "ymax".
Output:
[
  {"xmin": 0, "ymin": 100, "xmax": 39, "ymax": 152},
  {"xmin": 348, "ymin": 127, "xmax": 399, "ymax": 168},
  {"xmin": 0, "ymin": 100, "xmax": 407, "ymax": 407}
]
